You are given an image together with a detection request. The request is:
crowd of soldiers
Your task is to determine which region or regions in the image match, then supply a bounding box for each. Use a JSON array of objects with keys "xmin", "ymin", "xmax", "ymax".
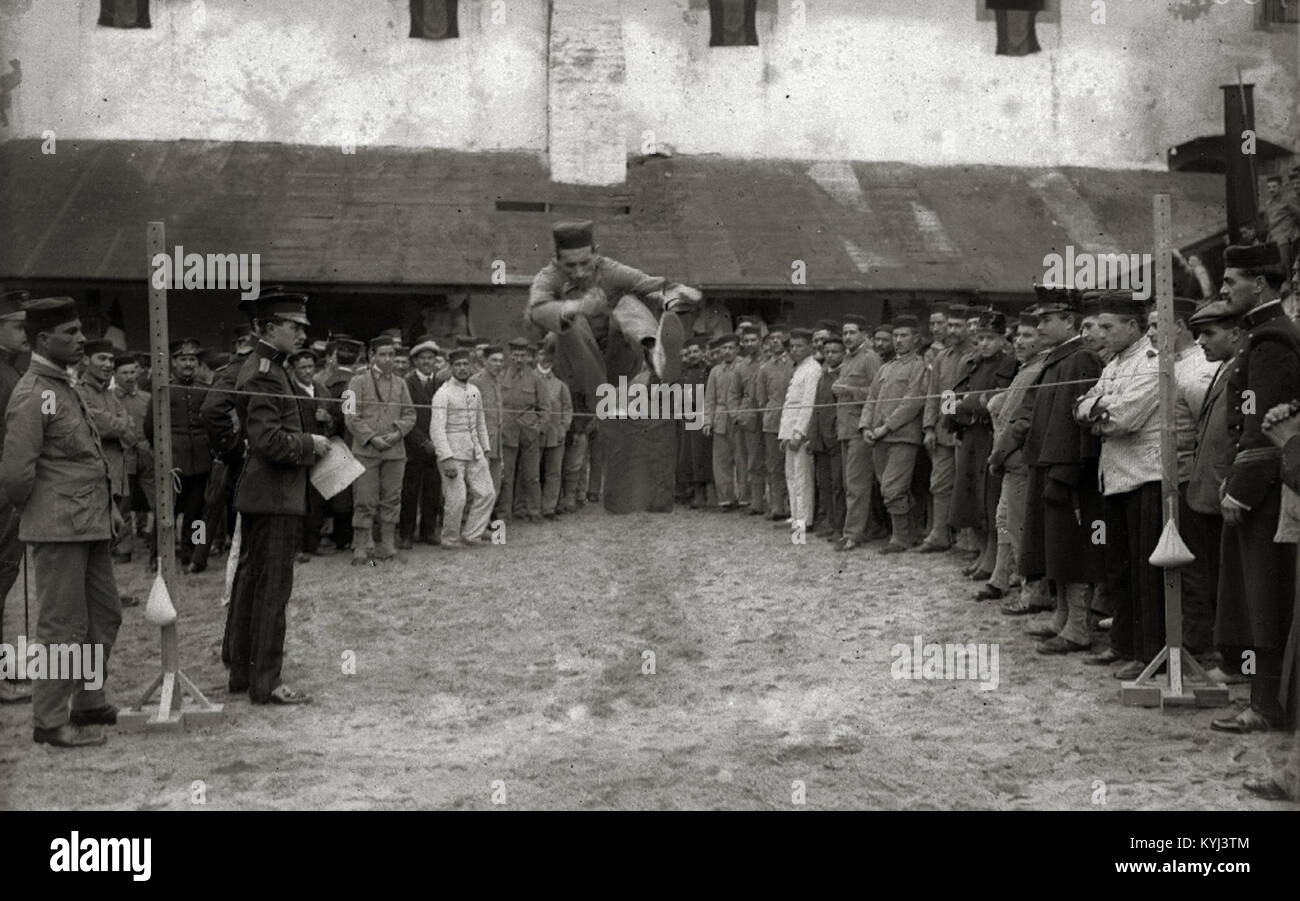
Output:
[{"xmin": 1, "ymin": 238, "xmax": 1298, "ymax": 801}]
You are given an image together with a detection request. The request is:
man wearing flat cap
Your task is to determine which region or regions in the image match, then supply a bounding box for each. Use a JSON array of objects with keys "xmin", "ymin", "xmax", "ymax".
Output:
[
  {"xmin": 1185, "ymin": 301, "xmax": 1246, "ymax": 683},
  {"xmin": 399, "ymin": 335, "xmax": 446, "ymax": 548},
  {"xmin": 345, "ymin": 334, "xmax": 416, "ymax": 563},
  {"xmin": 1208, "ymin": 243, "xmax": 1300, "ymax": 733},
  {"xmin": 145, "ymin": 336, "xmax": 212, "ymax": 573},
  {"xmin": 0, "ymin": 290, "xmax": 31, "ymax": 703},
  {"xmin": 497, "ymin": 336, "xmax": 545, "ymax": 523},
  {"xmin": 831, "ymin": 314, "xmax": 883, "ymax": 549},
  {"xmin": 223, "ymin": 290, "xmax": 330, "ymax": 705},
  {"xmin": 1, "ymin": 297, "xmax": 124, "ymax": 745},
  {"xmin": 528, "ymin": 219, "xmax": 703, "ymax": 404},
  {"xmin": 78, "ymin": 338, "xmax": 142, "ymax": 568},
  {"xmin": 1013, "ymin": 287, "xmax": 1104, "ymax": 655},
  {"xmin": 430, "ymin": 348, "xmax": 496, "ymax": 546}
]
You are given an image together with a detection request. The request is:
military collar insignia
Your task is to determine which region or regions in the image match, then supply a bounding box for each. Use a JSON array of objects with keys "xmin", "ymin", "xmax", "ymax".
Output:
[{"xmin": 1244, "ymin": 299, "xmax": 1284, "ymax": 330}]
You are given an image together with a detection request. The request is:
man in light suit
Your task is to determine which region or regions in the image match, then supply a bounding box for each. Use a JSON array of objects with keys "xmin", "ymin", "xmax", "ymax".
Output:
[{"xmin": 430, "ymin": 349, "xmax": 495, "ymax": 547}]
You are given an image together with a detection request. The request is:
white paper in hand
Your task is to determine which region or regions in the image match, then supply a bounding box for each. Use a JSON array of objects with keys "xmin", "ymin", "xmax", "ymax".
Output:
[{"xmin": 311, "ymin": 436, "xmax": 365, "ymax": 500}]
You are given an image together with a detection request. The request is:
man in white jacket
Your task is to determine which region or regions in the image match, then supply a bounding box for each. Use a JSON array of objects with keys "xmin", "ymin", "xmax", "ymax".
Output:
[
  {"xmin": 430, "ymin": 349, "xmax": 496, "ymax": 548},
  {"xmin": 778, "ymin": 329, "xmax": 823, "ymax": 534}
]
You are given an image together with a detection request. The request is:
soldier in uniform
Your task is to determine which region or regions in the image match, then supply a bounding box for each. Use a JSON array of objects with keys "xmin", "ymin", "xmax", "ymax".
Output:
[
  {"xmin": 1014, "ymin": 288, "xmax": 1104, "ymax": 657},
  {"xmin": 732, "ymin": 323, "xmax": 765, "ymax": 515},
  {"xmin": 860, "ymin": 315, "xmax": 928, "ymax": 554},
  {"xmin": 0, "ymin": 290, "xmax": 30, "ymax": 704},
  {"xmin": 527, "ymin": 220, "xmax": 700, "ymax": 404},
  {"xmin": 536, "ymin": 344, "xmax": 573, "ymax": 519},
  {"xmin": 77, "ymin": 339, "xmax": 141, "ymax": 599},
  {"xmin": 1209, "ymin": 243, "xmax": 1300, "ymax": 733},
  {"xmin": 919, "ymin": 304, "xmax": 975, "ymax": 553},
  {"xmin": 831, "ymin": 314, "xmax": 882, "ymax": 551},
  {"xmin": 497, "ymin": 337, "xmax": 545, "ymax": 523},
  {"xmin": 222, "ymin": 290, "xmax": 329, "ymax": 705},
  {"xmin": 947, "ymin": 310, "xmax": 1016, "ymax": 580},
  {"xmin": 431, "ymin": 348, "xmax": 496, "ymax": 546},
  {"xmin": 756, "ymin": 326, "xmax": 793, "ymax": 520},
  {"xmin": 111, "ymin": 352, "xmax": 154, "ymax": 558},
  {"xmin": 674, "ymin": 336, "xmax": 713, "ymax": 509},
  {"xmin": 702, "ymin": 334, "xmax": 739, "ymax": 510},
  {"xmin": 144, "ymin": 338, "xmax": 212, "ymax": 573},
  {"xmin": 1, "ymin": 297, "xmax": 124, "ymax": 745},
  {"xmin": 345, "ymin": 335, "xmax": 416, "ymax": 563},
  {"xmin": 399, "ymin": 335, "xmax": 445, "ymax": 547}
]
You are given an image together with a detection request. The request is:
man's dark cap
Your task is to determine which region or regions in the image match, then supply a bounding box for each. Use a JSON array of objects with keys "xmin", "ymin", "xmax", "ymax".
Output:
[
  {"xmin": 553, "ymin": 220, "xmax": 595, "ymax": 251},
  {"xmin": 738, "ymin": 323, "xmax": 761, "ymax": 336},
  {"xmin": 369, "ymin": 335, "xmax": 396, "ymax": 351},
  {"xmin": 113, "ymin": 353, "xmax": 136, "ymax": 368},
  {"xmin": 875, "ymin": 322, "xmax": 894, "ymax": 334},
  {"xmin": 684, "ymin": 336, "xmax": 708, "ymax": 349},
  {"xmin": 455, "ymin": 335, "xmax": 479, "ymax": 348},
  {"xmin": 170, "ymin": 338, "xmax": 203, "ymax": 358},
  {"xmin": 947, "ymin": 303, "xmax": 970, "ymax": 319},
  {"xmin": 483, "ymin": 344, "xmax": 505, "ymax": 356},
  {"xmin": 1018, "ymin": 311, "xmax": 1040, "ymax": 327},
  {"xmin": 393, "ymin": 345, "xmax": 410, "ymax": 357},
  {"xmin": 894, "ymin": 314, "xmax": 920, "ymax": 330},
  {"xmin": 23, "ymin": 297, "xmax": 77, "ymax": 334},
  {"xmin": 448, "ymin": 348, "xmax": 471, "ymax": 363},
  {"xmin": 789, "ymin": 327, "xmax": 814, "ymax": 341},
  {"xmin": 1188, "ymin": 301, "xmax": 1242, "ymax": 331},
  {"xmin": 842, "ymin": 314, "xmax": 868, "ymax": 329},
  {"xmin": 767, "ymin": 323, "xmax": 791, "ymax": 334},
  {"xmin": 0, "ymin": 289, "xmax": 30, "ymax": 320},
  {"xmin": 1097, "ymin": 291, "xmax": 1147, "ymax": 318},
  {"xmin": 252, "ymin": 289, "xmax": 310, "ymax": 326},
  {"xmin": 975, "ymin": 310, "xmax": 1007, "ymax": 334},
  {"xmin": 717, "ymin": 333, "xmax": 739, "ymax": 346},
  {"xmin": 83, "ymin": 339, "xmax": 115, "ymax": 357},
  {"xmin": 238, "ymin": 284, "xmax": 284, "ymax": 314},
  {"xmin": 507, "ymin": 337, "xmax": 531, "ymax": 349},
  {"xmin": 289, "ymin": 348, "xmax": 319, "ymax": 365},
  {"xmin": 1224, "ymin": 243, "xmax": 1282, "ymax": 271},
  {"xmin": 1081, "ymin": 291, "xmax": 1103, "ymax": 316},
  {"xmin": 707, "ymin": 336, "xmax": 726, "ymax": 349},
  {"xmin": 814, "ymin": 319, "xmax": 840, "ymax": 333},
  {"xmin": 1032, "ymin": 285, "xmax": 1082, "ymax": 316},
  {"xmin": 928, "ymin": 302, "xmax": 950, "ymax": 316}
]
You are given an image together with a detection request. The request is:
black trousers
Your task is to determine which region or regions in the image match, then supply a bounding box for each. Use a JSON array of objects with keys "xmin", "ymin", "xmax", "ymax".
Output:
[
  {"xmin": 303, "ymin": 486, "xmax": 327, "ymax": 552},
  {"xmin": 0, "ymin": 501, "xmax": 22, "ymax": 645},
  {"xmin": 814, "ymin": 448, "xmax": 845, "ymax": 532},
  {"xmin": 1178, "ymin": 487, "xmax": 1219, "ymax": 656},
  {"xmin": 399, "ymin": 452, "xmax": 441, "ymax": 541},
  {"xmin": 1105, "ymin": 482, "xmax": 1166, "ymax": 663},
  {"xmin": 148, "ymin": 471, "xmax": 210, "ymax": 566},
  {"xmin": 222, "ymin": 513, "xmax": 302, "ymax": 703}
]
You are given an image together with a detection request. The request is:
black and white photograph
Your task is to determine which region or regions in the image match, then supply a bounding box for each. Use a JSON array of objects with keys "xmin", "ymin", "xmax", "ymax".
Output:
[{"xmin": 0, "ymin": 0, "xmax": 1297, "ymax": 871}]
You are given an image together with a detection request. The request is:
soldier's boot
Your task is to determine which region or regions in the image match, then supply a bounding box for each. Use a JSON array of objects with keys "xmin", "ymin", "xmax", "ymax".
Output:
[
  {"xmin": 880, "ymin": 513, "xmax": 912, "ymax": 554},
  {"xmin": 374, "ymin": 523, "xmax": 398, "ymax": 561},
  {"xmin": 188, "ymin": 542, "xmax": 209, "ymax": 574},
  {"xmin": 917, "ymin": 497, "xmax": 951, "ymax": 552}
]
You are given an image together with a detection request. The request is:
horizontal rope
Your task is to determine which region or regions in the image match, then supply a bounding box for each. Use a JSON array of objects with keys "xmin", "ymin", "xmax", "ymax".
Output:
[{"xmin": 144, "ymin": 365, "xmax": 1171, "ymax": 420}]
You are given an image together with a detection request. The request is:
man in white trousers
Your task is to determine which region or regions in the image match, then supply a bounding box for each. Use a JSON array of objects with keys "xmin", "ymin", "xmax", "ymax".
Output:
[
  {"xmin": 778, "ymin": 329, "xmax": 822, "ymax": 533},
  {"xmin": 430, "ymin": 348, "xmax": 496, "ymax": 548}
]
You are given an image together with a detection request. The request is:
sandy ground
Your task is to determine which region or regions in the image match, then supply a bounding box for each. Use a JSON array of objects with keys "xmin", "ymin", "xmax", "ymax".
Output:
[{"xmin": 0, "ymin": 505, "xmax": 1295, "ymax": 810}]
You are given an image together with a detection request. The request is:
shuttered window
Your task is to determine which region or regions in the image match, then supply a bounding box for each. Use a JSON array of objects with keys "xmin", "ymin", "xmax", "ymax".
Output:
[
  {"xmin": 410, "ymin": 0, "xmax": 459, "ymax": 40},
  {"xmin": 709, "ymin": 0, "xmax": 758, "ymax": 47},
  {"xmin": 98, "ymin": 0, "xmax": 150, "ymax": 29}
]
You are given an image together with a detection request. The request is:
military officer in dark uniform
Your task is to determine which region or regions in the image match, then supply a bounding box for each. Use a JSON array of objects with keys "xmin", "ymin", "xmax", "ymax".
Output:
[
  {"xmin": 222, "ymin": 290, "xmax": 329, "ymax": 705},
  {"xmin": 0, "ymin": 289, "xmax": 30, "ymax": 704},
  {"xmin": 1211, "ymin": 243, "xmax": 1300, "ymax": 733}
]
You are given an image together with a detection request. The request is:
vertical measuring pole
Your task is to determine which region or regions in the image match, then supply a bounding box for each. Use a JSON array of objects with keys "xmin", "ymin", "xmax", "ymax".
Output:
[
  {"xmin": 1152, "ymin": 195, "xmax": 1185, "ymax": 696},
  {"xmin": 147, "ymin": 221, "xmax": 181, "ymax": 717}
]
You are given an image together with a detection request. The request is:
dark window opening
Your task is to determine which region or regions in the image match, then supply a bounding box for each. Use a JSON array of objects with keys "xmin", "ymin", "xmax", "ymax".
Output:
[
  {"xmin": 410, "ymin": 0, "xmax": 459, "ymax": 40},
  {"xmin": 709, "ymin": 0, "xmax": 758, "ymax": 47},
  {"xmin": 98, "ymin": 0, "xmax": 150, "ymax": 29},
  {"xmin": 1262, "ymin": 0, "xmax": 1299, "ymax": 26},
  {"xmin": 987, "ymin": 0, "xmax": 1043, "ymax": 56}
]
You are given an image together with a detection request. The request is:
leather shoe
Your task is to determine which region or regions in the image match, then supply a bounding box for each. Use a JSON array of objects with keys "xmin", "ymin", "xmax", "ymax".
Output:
[
  {"xmin": 1113, "ymin": 660, "xmax": 1146, "ymax": 680},
  {"xmin": 879, "ymin": 541, "xmax": 909, "ymax": 555},
  {"xmin": 1024, "ymin": 626, "xmax": 1059, "ymax": 639},
  {"xmin": 1036, "ymin": 636, "xmax": 1090, "ymax": 655},
  {"xmin": 33, "ymin": 723, "xmax": 106, "ymax": 748},
  {"xmin": 1084, "ymin": 648, "xmax": 1124, "ymax": 666},
  {"xmin": 1000, "ymin": 602, "xmax": 1052, "ymax": 616},
  {"xmin": 915, "ymin": 542, "xmax": 949, "ymax": 554},
  {"xmin": 70, "ymin": 704, "xmax": 118, "ymax": 726},
  {"xmin": 973, "ymin": 585, "xmax": 1004, "ymax": 601},
  {"xmin": 1211, "ymin": 709, "xmax": 1277, "ymax": 734},
  {"xmin": 968, "ymin": 569, "xmax": 993, "ymax": 582},
  {"xmin": 834, "ymin": 538, "xmax": 862, "ymax": 552},
  {"xmin": 1242, "ymin": 776, "xmax": 1292, "ymax": 801}
]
